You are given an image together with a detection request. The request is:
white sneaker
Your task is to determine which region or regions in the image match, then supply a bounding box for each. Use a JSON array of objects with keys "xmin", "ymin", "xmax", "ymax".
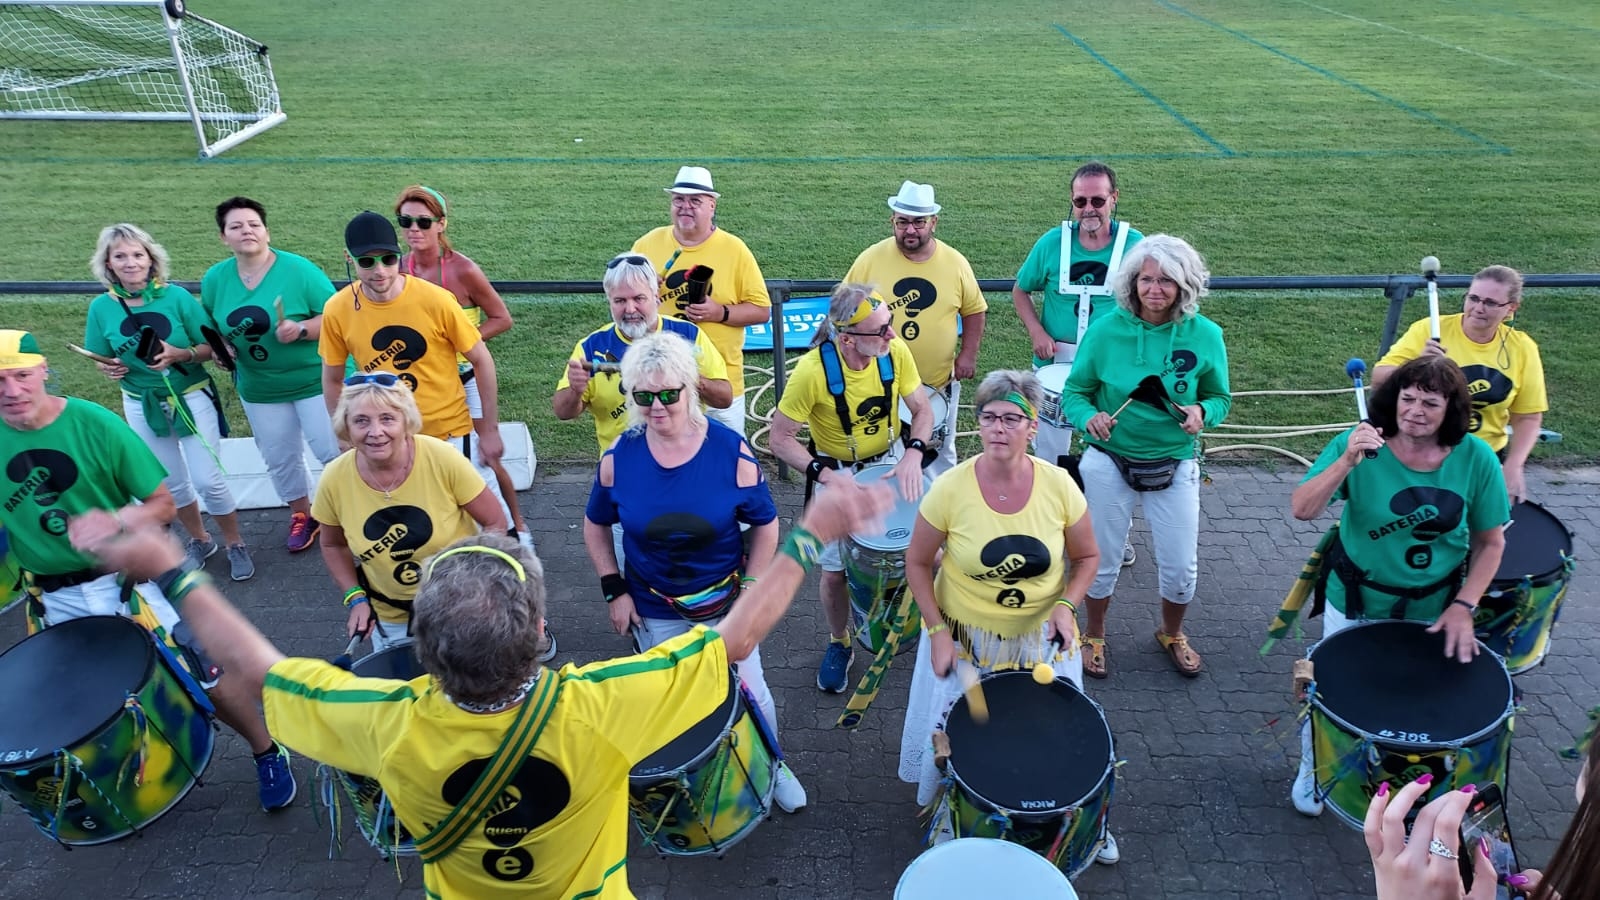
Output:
[
  {"xmin": 517, "ymin": 530, "xmax": 536, "ymax": 554},
  {"xmin": 773, "ymin": 762, "xmax": 807, "ymax": 813},
  {"xmin": 1291, "ymin": 763, "xmax": 1324, "ymax": 817},
  {"xmin": 1096, "ymin": 830, "xmax": 1120, "ymax": 864}
]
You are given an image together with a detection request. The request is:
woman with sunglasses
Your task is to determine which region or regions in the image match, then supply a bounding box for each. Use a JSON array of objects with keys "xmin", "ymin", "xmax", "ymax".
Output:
[
  {"xmin": 1374, "ymin": 265, "xmax": 1546, "ymax": 504},
  {"xmin": 84, "ymin": 223, "xmax": 255, "ymax": 581},
  {"xmin": 393, "ymin": 185, "xmax": 532, "ymax": 550},
  {"xmin": 581, "ymin": 331, "xmax": 808, "ymax": 813},
  {"xmin": 896, "ymin": 369, "xmax": 1118, "ymax": 861},
  {"xmin": 312, "ymin": 373, "xmax": 519, "ymax": 652},
  {"xmin": 1059, "ymin": 235, "xmax": 1232, "ymax": 679}
]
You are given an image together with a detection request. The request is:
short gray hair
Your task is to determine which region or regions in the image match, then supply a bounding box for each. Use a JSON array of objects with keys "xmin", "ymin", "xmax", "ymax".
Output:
[
  {"xmin": 973, "ymin": 370, "xmax": 1044, "ymax": 415},
  {"xmin": 621, "ymin": 330, "xmax": 705, "ymax": 433},
  {"xmin": 811, "ymin": 281, "xmax": 879, "ymax": 348},
  {"xmin": 602, "ymin": 252, "xmax": 660, "ymax": 297},
  {"xmin": 413, "ymin": 534, "xmax": 547, "ymax": 706},
  {"xmin": 1113, "ymin": 234, "xmax": 1209, "ymax": 323},
  {"xmin": 331, "ymin": 377, "xmax": 423, "ymax": 442},
  {"xmin": 90, "ymin": 223, "xmax": 171, "ymax": 290}
]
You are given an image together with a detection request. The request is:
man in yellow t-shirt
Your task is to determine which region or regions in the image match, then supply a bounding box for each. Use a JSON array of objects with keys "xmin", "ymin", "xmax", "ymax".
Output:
[
  {"xmin": 632, "ymin": 165, "xmax": 771, "ymax": 437},
  {"xmin": 769, "ymin": 284, "xmax": 934, "ymax": 694},
  {"xmin": 844, "ymin": 181, "xmax": 987, "ymax": 475},
  {"xmin": 319, "ymin": 211, "xmax": 505, "ymax": 466},
  {"xmin": 74, "ymin": 474, "xmax": 892, "ymax": 899}
]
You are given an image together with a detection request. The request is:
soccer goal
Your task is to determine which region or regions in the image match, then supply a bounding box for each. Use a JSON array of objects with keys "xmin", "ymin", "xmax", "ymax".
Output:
[{"xmin": 0, "ymin": 0, "xmax": 285, "ymax": 157}]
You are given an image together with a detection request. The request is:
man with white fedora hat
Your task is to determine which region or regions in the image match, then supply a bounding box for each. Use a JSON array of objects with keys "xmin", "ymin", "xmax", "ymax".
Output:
[
  {"xmin": 844, "ymin": 181, "xmax": 986, "ymax": 476},
  {"xmin": 632, "ymin": 165, "xmax": 771, "ymax": 437}
]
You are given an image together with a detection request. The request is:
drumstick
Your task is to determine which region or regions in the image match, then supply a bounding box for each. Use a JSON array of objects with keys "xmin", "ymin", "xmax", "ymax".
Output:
[
  {"xmin": 1033, "ymin": 634, "xmax": 1067, "ymax": 684},
  {"xmin": 1421, "ymin": 255, "xmax": 1442, "ymax": 341},
  {"xmin": 956, "ymin": 660, "xmax": 989, "ymax": 724},
  {"xmin": 65, "ymin": 342, "xmax": 121, "ymax": 366},
  {"xmin": 274, "ymin": 297, "xmax": 286, "ymax": 323},
  {"xmin": 1107, "ymin": 396, "xmax": 1138, "ymax": 420},
  {"xmin": 332, "ymin": 630, "xmax": 367, "ymax": 670},
  {"xmin": 583, "ymin": 360, "xmax": 621, "ymax": 375},
  {"xmin": 1346, "ymin": 359, "xmax": 1378, "ymax": 460}
]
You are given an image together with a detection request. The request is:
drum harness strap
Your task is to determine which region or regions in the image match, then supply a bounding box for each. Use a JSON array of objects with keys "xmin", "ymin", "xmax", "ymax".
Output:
[
  {"xmin": 803, "ymin": 340, "xmax": 897, "ymax": 503},
  {"xmin": 1057, "ymin": 221, "xmax": 1132, "ymax": 344},
  {"xmin": 1313, "ymin": 536, "xmax": 1466, "ymax": 622}
]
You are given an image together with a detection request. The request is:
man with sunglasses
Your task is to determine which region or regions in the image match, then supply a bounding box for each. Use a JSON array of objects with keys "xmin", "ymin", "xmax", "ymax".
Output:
[
  {"xmin": 553, "ymin": 252, "xmax": 732, "ymax": 456},
  {"xmin": 631, "ymin": 165, "xmax": 772, "ymax": 437},
  {"xmin": 318, "ymin": 210, "xmax": 505, "ymax": 470},
  {"xmin": 844, "ymin": 181, "xmax": 987, "ymax": 476}
]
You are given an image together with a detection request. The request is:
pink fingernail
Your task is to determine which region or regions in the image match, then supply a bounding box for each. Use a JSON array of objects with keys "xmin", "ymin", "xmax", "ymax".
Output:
[
  {"xmin": 1507, "ymin": 874, "xmax": 1530, "ymax": 887},
  {"xmin": 1461, "ymin": 783, "xmax": 1477, "ymax": 794},
  {"xmin": 1376, "ymin": 781, "xmax": 1390, "ymax": 797},
  {"xmin": 1415, "ymin": 774, "xmax": 1434, "ymax": 786},
  {"xmin": 1479, "ymin": 837, "xmax": 1491, "ymax": 859}
]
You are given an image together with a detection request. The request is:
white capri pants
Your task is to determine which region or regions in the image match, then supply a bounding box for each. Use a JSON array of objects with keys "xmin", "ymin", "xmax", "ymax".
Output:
[
  {"xmin": 707, "ymin": 394, "xmax": 747, "ymax": 439},
  {"xmin": 443, "ymin": 432, "xmax": 513, "ymax": 532},
  {"xmin": 122, "ymin": 388, "xmax": 235, "ymax": 516},
  {"xmin": 240, "ymin": 395, "xmax": 340, "ymax": 504},
  {"xmin": 1079, "ymin": 445, "xmax": 1200, "ymax": 603},
  {"xmin": 634, "ymin": 614, "xmax": 778, "ymax": 740}
]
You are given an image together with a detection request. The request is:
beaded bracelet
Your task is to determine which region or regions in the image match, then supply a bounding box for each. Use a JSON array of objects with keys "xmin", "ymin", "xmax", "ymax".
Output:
[{"xmin": 778, "ymin": 525, "xmax": 825, "ymax": 571}]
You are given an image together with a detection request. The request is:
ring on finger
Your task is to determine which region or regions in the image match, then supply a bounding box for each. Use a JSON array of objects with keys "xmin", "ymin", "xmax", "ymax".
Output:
[{"xmin": 1427, "ymin": 838, "xmax": 1459, "ymax": 860}]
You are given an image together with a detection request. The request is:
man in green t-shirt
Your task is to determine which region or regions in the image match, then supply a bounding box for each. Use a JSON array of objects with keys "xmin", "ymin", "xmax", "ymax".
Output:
[{"xmin": 0, "ymin": 330, "xmax": 297, "ymax": 813}]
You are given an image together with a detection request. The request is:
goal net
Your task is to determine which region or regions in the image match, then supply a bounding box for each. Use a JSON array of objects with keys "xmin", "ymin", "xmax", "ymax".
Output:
[{"xmin": 0, "ymin": 0, "xmax": 285, "ymax": 157}]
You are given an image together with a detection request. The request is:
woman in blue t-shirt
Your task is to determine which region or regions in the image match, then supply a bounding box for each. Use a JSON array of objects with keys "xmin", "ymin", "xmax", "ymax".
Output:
[{"xmin": 583, "ymin": 331, "xmax": 807, "ymax": 814}]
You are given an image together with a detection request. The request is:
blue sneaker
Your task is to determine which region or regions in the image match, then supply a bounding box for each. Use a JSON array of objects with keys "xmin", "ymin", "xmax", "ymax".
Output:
[
  {"xmin": 256, "ymin": 743, "xmax": 296, "ymax": 812},
  {"xmin": 817, "ymin": 639, "xmax": 854, "ymax": 693}
]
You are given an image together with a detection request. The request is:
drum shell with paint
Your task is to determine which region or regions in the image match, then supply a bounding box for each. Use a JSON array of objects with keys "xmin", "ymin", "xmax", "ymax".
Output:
[
  {"xmin": 896, "ymin": 837, "xmax": 1078, "ymax": 898},
  {"xmin": 1307, "ymin": 621, "xmax": 1514, "ymax": 831},
  {"xmin": 0, "ymin": 615, "xmax": 215, "ymax": 845},
  {"xmin": 1473, "ymin": 501, "xmax": 1575, "ymax": 673},
  {"xmin": 899, "ymin": 385, "xmax": 952, "ymax": 450},
  {"xmin": 629, "ymin": 670, "xmax": 776, "ymax": 857},
  {"xmin": 942, "ymin": 672, "xmax": 1115, "ymax": 879},
  {"xmin": 846, "ymin": 463, "xmax": 929, "ymax": 655},
  {"xmin": 336, "ymin": 642, "xmax": 427, "ymax": 856},
  {"xmin": 0, "ymin": 527, "xmax": 19, "ymax": 615}
]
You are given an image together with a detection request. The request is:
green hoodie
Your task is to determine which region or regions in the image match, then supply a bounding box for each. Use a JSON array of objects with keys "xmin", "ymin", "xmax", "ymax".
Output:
[{"xmin": 1060, "ymin": 306, "xmax": 1231, "ymax": 460}]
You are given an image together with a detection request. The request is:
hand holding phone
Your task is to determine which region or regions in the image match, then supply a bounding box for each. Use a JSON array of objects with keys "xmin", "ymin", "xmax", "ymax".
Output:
[{"xmin": 1460, "ymin": 784, "xmax": 1519, "ymax": 898}]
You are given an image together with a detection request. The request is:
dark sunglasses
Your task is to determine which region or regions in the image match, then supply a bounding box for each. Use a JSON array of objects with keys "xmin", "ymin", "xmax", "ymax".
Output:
[
  {"xmin": 396, "ymin": 214, "xmax": 437, "ymax": 230},
  {"xmin": 607, "ymin": 254, "xmax": 650, "ymax": 270},
  {"xmin": 844, "ymin": 322, "xmax": 894, "ymax": 339},
  {"xmin": 1072, "ymin": 195, "xmax": 1110, "ymax": 209},
  {"xmin": 344, "ymin": 372, "xmax": 402, "ymax": 387},
  {"xmin": 630, "ymin": 387, "xmax": 684, "ymax": 406},
  {"xmin": 354, "ymin": 253, "xmax": 399, "ymax": 269}
]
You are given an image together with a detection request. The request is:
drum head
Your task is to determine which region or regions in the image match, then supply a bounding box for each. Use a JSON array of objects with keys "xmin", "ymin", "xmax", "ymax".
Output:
[
  {"xmin": 1035, "ymin": 364, "xmax": 1072, "ymax": 392},
  {"xmin": 896, "ymin": 838, "xmax": 1077, "ymax": 898},
  {"xmin": 632, "ymin": 670, "xmax": 739, "ymax": 778},
  {"xmin": 0, "ymin": 616, "xmax": 153, "ymax": 766},
  {"xmin": 851, "ymin": 463, "xmax": 927, "ymax": 552},
  {"xmin": 899, "ymin": 387, "xmax": 949, "ymax": 425},
  {"xmin": 1311, "ymin": 621, "xmax": 1510, "ymax": 744},
  {"xmin": 946, "ymin": 672, "xmax": 1112, "ymax": 813},
  {"xmin": 351, "ymin": 643, "xmax": 426, "ymax": 681},
  {"xmin": 1496, "ymin": 501, "xmax": 1572, "ymax": 584}
]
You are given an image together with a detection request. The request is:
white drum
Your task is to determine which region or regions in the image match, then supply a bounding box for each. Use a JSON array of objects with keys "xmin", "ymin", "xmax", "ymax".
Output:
[
  {"xmin": 895, "ymin": 838, "xmax": 1078, "ymax": 899},
  {"xmin": 846, "ymin": 463, "xmax": 931, "ymax": 655},
  {"xmin": 899, "ymin": 386, "xmax": 951, "ymax": 450},
  {"xmin": 1034, "ymin": 364, "xmax": 1073, "ymax": 428}
]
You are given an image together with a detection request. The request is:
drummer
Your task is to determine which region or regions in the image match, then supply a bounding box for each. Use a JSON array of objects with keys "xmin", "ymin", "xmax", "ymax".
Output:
[
  {"xmin": 895, "ymin": 370, "xmax": 1119, "ymax": 864},
  {"xmin": 1287, "ymin": 355, "xmax": 1510, "ymax": 817},
  {"xmin": 770, "ymin": 282, "xmax": 934, "ymax": 694},
  {"xmin": 1373, "ymin": 264, "xmax": 1547, "ymax": 504},
  {"xmin": 0, "ymin": 330, "xmax": 296, "ymax": 812},
  {"xmin": 843, "ymin": 181, "xmax": 988, "ymax": 475}
]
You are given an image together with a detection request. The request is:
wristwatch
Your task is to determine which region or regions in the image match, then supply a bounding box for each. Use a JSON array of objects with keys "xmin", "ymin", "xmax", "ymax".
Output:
[
  {"xmin": 907, "ymin": 438, "xmax": 937, "ymax": 468},
  {"xmin": 298, "ymin": 324, "xmax": 309, "ymax": 341}
]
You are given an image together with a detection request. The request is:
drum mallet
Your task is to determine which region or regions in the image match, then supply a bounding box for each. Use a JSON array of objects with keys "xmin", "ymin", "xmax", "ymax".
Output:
[
  {"xmin": 1346, "ymin": 359, "xmax": 1378, "ymax": 460},
  {"xmin": 1033, "ymin": 634, "xmax": 1069, "ymax": 685},
  {"xmin": 956, "ymin": 660, "xmax": 989, "ymax": 724},
  {"xmin": 1421, "ymin": 255, "xmax": 1442, "ymax": 341},
  {"xmin": 332, "ymin": 630, "xmax": 367, "ymax": 670}
]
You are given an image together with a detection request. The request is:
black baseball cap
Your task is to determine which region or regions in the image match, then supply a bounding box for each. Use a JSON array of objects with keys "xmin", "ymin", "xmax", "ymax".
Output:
[{"xmin": 345, "ymin": 210, "xmax": 401, "ymax": 256}]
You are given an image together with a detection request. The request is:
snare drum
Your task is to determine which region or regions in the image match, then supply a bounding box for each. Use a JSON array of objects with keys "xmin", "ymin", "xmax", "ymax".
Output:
[
  {"xmin": 846, "ymin": 463, "xmax": 930, "ymax": 655},
  {"xmin": 629, "ymin": 671, "xmax": 777, "ymax": 856},
  {"xmin": 1306, "ymin": 621, "xmax": 1513, "ymax": 830},
  {"xmin": 900, "ymin": 385, "xmax": 952, "ymax": 450},
  {"xmin": 896, "ymin": 837, "xmax": 1078, "ymax": 898},
  {"xmin": 1034, "ymin": 364, "xmax": 1073, "ymax": 429},
  {"xmin": 1474, "ymin": 501, "xmax": 1575, "ymax": 674},
  {"xmin": 0, "ymin": 616, "xmax": 215, "ymax": 845},
  {"xmin": 334, "ymin": 642, "xmax": 426, "ymax": 856},
  {"xmin": 942, "ymin": 672, "xmax": 1115, "ymax": 878}
]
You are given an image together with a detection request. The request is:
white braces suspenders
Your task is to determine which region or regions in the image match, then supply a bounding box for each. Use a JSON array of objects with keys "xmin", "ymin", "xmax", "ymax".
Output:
[{"xmin": 1057, "ymin": 221, "xmax": 1132, "ymax": 343}]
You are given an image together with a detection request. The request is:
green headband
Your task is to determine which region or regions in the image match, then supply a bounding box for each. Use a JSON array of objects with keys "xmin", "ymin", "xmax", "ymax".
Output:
[
  {"xmin": 418, "ymin": 185, "xmax": 448, "ymax": 217},
  {"xmin": 1002, "ymin": 390, "xmax": 1037, "ymax": 421},
  {"xmin": 426, "ymin": 544, "xmax": 525, "ymax": 581}
]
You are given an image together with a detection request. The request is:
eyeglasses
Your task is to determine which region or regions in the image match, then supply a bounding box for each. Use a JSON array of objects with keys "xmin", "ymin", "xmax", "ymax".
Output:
[
  {"xmin": 978, "ymin": 411, "xmax": 1031, "ymax": 430},
  {"xmin": 893, "ymin": 217, "xmax": 933, "ymax": 229},
  {"xmin": 1072, "ymin": 195, "xmax": 1110, "ymax": 209},
  {"xmin": 345, "ymin": 372, "xmax": 402, "ymax": 387},
  {"xmin": 396, "ymin": 214, "xmax": 437, "ymax": 230},
  {"xmin": 1464, "ymin": 293, "xmax": 1513, "ymax": 310},
  {"xmin": 671, "ymin": 195, "xmax": 709, "ymax": 209},
  {"xmin": 630, "ymin": 387, "xmax": 684, "ymax": 406},
  {"xmin": 354, "ymin": 253, "xmax": 399, "ymax": 269},
  {"xmin": 844, "ymin": 323, "xmax": 894, "ymax": 339},
  {"xmin": 607, "ymin": 254, "xmax": 650, "ymax": 270}
]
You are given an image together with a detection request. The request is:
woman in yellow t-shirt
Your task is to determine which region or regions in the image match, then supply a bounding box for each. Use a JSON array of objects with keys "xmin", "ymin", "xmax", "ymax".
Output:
[{"xmin": 896, "ymin": 370, "xmax": 1112, "ymax": 864}]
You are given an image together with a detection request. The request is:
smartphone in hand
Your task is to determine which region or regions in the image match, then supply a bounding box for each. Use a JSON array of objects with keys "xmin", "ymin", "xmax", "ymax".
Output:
[{"xmin": 1459, "ymin": 784, "xmax": 1519, "ymax": 898}]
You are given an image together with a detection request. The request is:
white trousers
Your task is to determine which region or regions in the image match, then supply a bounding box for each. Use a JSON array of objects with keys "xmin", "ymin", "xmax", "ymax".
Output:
[
  {"xmin": 633, "ymin": 614, "xmax": 778, "ymax": 739},
  {"xmin": 1079, "ymin": 446, "xmax": 1200, "ymax": 603},
  {"xmin": 122, "ymin": 390, "xmax": 235, "ymax": 516},
  {"xmin": 240, "ymin": 395, "xmax": 340, "ymax": 504}
]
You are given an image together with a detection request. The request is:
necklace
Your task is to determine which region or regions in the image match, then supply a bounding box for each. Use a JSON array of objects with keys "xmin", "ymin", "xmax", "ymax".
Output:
[
  {"xmin": 360, "ymin": 445, "xmax": 412, "ymax": 498},
  {"xmin": 237, "ymin": 252, "xmax": 274, "ymax": 287},
  {"xmin": 449, "ymin": 670, "xmax": 541, "ymax": 714}
]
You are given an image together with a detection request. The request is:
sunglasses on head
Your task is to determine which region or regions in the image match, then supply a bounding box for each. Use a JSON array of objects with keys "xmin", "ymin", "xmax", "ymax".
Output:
[
  {"xmin": 354, "ymin": 253, "xmax": 399, "ymax": 269},
  {"xmin": 630, "ymin": 387, "xmax": 684, "ymax": 406},
  {"xmin": 345, "ymin": 372, "xmax": 402, "ymax": 387},
  {"xmin": 396, "ymin": 214, "xmax": 437, "ymax": 230},
  {"xmin": 1072, "ymin": 195, "xmax": 1110, "ymax": 209},
  {"xmin": 606, "ymin": 254, "xmax": 650, "ymax": 270}
]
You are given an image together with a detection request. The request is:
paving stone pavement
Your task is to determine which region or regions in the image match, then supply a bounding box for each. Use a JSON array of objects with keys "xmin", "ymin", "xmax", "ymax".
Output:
[{"xmin": 2, "ymin": 462, "xmax": 1596, "ymax": 900}]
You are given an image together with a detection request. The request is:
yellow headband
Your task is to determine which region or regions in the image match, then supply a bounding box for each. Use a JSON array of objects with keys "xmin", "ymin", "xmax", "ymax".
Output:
[
  {"xmin": 0, "ymin": 330, "xmax": 44, "ymax": 370},
  {"xmin": 832, "ymin": 293, "xmax": 884, "ymax": 328},
  {"xmin": 426, "ymin": 545, "xmax": 527, "ymax": 582}
]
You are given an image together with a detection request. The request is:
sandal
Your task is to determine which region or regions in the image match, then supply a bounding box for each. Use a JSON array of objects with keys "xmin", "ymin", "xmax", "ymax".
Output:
[
  {"xmin": 1156, "ymin": 631, "xmax": 1203, "ymax": 677},
  {"xmin": 1080, "ymin": 636, "xmax": 1108, "ymax": 679}
]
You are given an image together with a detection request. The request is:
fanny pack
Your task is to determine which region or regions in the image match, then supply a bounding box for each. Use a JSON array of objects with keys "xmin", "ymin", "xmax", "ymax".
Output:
[
  {"xmin": 643, "ymin": 571, "xmax": 742, "ymax": 622},
  {"xmin": 1101, "ymin": 448, "xmax": 1181, "ymax": 492}
]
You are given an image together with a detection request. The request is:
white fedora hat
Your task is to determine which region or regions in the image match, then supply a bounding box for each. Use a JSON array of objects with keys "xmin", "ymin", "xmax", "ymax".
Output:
[
  {"xmin": 665, "ymin": 165, "xmax": 720, "ymax": 197},
  {"xmin": 887, "ymin": 181, "xmax": 940, "ymax": 216}
]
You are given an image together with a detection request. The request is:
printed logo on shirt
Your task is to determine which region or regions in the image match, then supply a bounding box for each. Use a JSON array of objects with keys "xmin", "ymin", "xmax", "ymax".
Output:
[
  {"xmin": 367, "ymin": 325, "xmax": 427, "ymax": 392},
  {"xmin": 889, "ymin": 276, "xmax": 937, "ymax": 343},
  {"xmin": 225, "ymin": 304, "xmax": 272, "ymax": 362},
  {"xmin": 1371, "ymin": 486, "xmax": 1466, "ymax": 571},
  {"xmin": 1164, "ymin": 350, "xmax": 1198, "ymax": 397},
  {"xmin": 661, "ymin": 270, "xmax": 696, "ymax": 314},
  {"xmin": 1460, "ymin": 364, "xmax": 1514, "ymax": 434},
  {"xmin": 359, "ymin": 505, "xmax": 434, "ymax": 588},
  {"xmin": 5, "ymin": 449, "xmax": 79, "ymax": 511},
  {"xmin": 1067, "ymin": 260, "xmax": 1109, "ymax": 288},
  {"xmin": 977, "ymin": 535, "xmax": 1051, "ymax": 607},
  {"xmin": 642, "ymin": 512, "xmax": 716, "ymax": 584},
  {"xmin": 439, "ymin": 756, "xmax": 571, "ymax": 882},
  {"xmin": 855, "ymin": 395, "xmax": 891, "ymax": 436},
  {"xmin": 112, "ymin": 311, "xmax": 172, "ymax": 358}
]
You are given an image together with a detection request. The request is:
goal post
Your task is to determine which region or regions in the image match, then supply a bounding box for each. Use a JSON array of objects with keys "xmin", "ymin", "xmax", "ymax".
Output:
[{"xmin": 0, "ymin": 0, "xmax": 286, "ymax": 157}]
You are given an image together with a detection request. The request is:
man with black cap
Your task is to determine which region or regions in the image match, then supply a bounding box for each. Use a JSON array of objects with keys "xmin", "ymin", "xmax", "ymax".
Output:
[{"xmin": 632, "ymin": 165, "xmax": 771, "ymax": 437}]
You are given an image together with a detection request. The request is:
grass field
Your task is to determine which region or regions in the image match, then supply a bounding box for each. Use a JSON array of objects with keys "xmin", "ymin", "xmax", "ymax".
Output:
[{"xmin": 3, "ymin": 0, "xmax": 1596, "ymax": 464}]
